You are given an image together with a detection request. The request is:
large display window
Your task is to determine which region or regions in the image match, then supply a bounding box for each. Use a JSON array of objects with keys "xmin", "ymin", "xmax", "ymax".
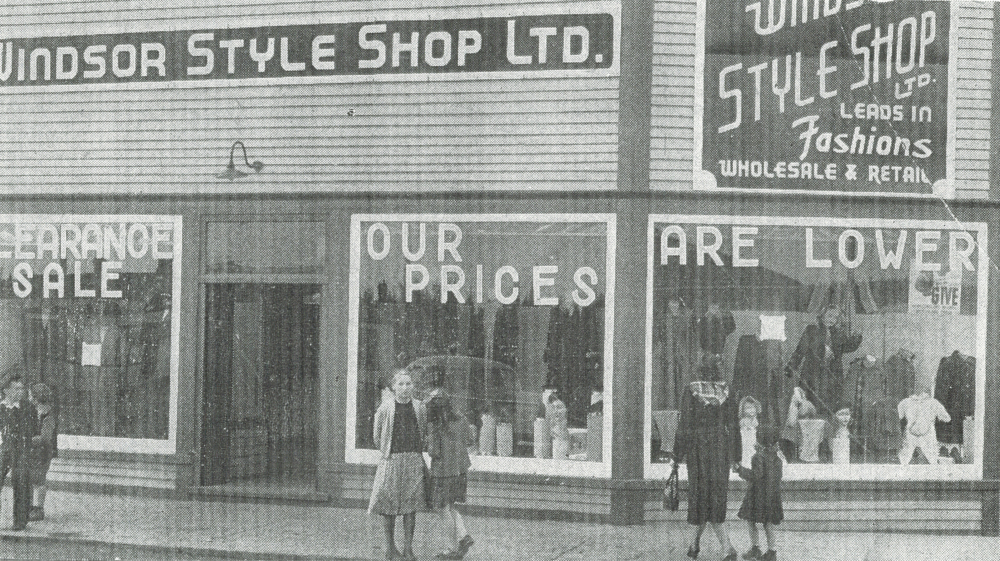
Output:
[
  {"xmin": 0, "ymin": 215, "xmax": 182, "ymax": 454},
  {"xmin": 645, "ymin": 215, "xmax": 986, "ymax": 480},
  {"xmin": 346, "ymin": 214, "xmax": 615, "ymax": 477}
]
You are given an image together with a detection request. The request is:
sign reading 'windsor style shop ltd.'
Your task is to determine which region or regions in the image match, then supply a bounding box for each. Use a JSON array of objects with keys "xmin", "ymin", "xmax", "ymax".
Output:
[
  {"xmin": 0, "ymin": 14, "xmax": 613, "ymax": 85},
  {"xmin": 697, "ymin": 0, "xmax": 953, "ymax": 195}
]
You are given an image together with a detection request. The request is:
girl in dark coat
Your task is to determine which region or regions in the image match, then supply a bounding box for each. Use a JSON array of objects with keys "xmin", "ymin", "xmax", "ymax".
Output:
[{"xmin": 736, "ymin": 426, "xmax": 783, "ymax": 561}]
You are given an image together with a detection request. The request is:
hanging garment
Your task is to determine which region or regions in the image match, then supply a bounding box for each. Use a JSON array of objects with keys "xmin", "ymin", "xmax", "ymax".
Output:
[
  {"xmin": 883, "ymin": 350, "xmax": 916, "ymax": 404},
  {"xmin": 841, "ymin": 356, "xmax": 882, "ymax": 439},
  {"xmin": 934, "ymin": 351, "xmax": 975, "ymax": 444},
  {"xmin": 693, "ymin": 311, "xmax": 736, "ymax": 356},
  {"xmin": 732, "ymin": 335, "xmax": 784, "ymax": 426},
  {"xmin": 898, "ymin": 393, "xmax": 950, "ymax": 465},
  {"xmin": 865, "ymin": 397, "xmax": 902, "ymax": 459},
  {"xmin": 654, "ymin": 310, "xmax": 698, "ymax": 410}
]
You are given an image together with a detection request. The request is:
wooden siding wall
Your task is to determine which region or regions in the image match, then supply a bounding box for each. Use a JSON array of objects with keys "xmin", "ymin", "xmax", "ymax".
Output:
[
  {"xmin": 644, "ymin": 485, "xmax": 983, "ymax": 533},
  {"xmin": 337, "ymin": 466, "xmax": 612, "ymax": 518},
  {"xmin": 0, "ymin": 1, "xmax": 619, "ymax": 194},
  {"xmin": 651, "ymin": 0, "xmax": 994, "ymax": 199},
  {"xmin": 48, "ymin": 457, "xmax": 181, "ymax": 490}
]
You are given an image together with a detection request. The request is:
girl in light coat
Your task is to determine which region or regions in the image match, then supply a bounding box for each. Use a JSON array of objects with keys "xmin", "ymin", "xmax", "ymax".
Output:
[{"xmin": 369, "ymin": 371, "xmax": 427, "ymax": 561}]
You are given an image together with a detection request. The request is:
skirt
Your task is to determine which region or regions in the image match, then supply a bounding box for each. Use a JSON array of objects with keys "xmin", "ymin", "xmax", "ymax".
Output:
[
  {"xmin": 429, "ymin": 473, "xmax": 467, "ymax": 509},
  {"xmin": 369, "ymin": 452, "xmax": 426, "ymax": 515}
]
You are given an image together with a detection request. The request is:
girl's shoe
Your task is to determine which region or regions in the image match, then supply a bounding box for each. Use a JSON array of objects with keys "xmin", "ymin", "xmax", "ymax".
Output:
[
  {"xmin": 457, "ymin": 534, "xmax": 475, "ymax": 557},
  {"xmin": 743, "ymin": 546, "xmax": 763, "ymax": 559},
  {"xmin": 686, "ymin": 545, "xmax": 699, "ymax": 559},
  {"xmin": 759, "ymin": 551, "xmax": 777, "ymax": 561},
  {"xmin": 435, "ymin": 549, "xmax": 463, "ymax": 560},
  {"xmin": 722, "ymin": 550, "xmax": 738, "ymax": 561}
]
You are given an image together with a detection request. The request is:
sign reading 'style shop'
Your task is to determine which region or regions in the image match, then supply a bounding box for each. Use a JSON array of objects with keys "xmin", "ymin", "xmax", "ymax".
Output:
[
  {"xmin": 0, "ymin": 14, "xmax": 613, "ymax": 86},
  {"xmin": 697, "ymin": 0, "xmax": 952, "ymax": 195}
]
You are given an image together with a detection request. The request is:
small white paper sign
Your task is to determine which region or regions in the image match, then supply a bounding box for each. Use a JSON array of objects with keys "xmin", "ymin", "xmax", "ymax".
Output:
[
  {"xmin": 82, "ymin": 343, "xmax": 102, "ymax": 366},
  {"xmin": 759, "ymin": 315, "xmax": 786, "ymax": 341}
]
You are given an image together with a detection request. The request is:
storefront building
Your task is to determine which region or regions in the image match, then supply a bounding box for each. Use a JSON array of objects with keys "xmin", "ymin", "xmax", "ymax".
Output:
[{"xmin": 0, "ymin": 0, "xmax": 997, "ymax": 535}]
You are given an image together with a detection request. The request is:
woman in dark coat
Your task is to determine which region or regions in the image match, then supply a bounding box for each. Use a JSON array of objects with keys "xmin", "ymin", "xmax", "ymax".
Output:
[{"xmin": 673, "ymin": 356, "xmax": 740, "ymax": 561}]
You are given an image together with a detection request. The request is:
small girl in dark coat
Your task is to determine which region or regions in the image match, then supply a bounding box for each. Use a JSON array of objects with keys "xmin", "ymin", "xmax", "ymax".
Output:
[
  {"xmin": 426, "ymin": 390, "xmax": 474, "ymax": 560},
  {"xmin": 735, "ymin": 425, "xmax": 783, "ymax": 561}
]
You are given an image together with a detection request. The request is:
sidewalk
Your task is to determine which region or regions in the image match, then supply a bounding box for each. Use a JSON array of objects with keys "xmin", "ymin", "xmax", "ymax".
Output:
[{"xmin": 0, "ymin": 489, "xmax": 994, "ymax": 561}]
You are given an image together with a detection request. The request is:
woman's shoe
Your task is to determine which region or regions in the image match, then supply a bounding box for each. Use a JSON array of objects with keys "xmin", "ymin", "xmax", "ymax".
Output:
[
  {"xmin": 722, "ymin": 550, "xmax": 738, "ymax": 561},
  {"xmin": 759, "ymin": 551, "xmax": 776, "ymax": 561},
  {"xmin": 435, "ymin": 550, "xmax": 463, "ymax": 560},
  {"xmin": 743, "ymin": 546, "xmax": 762, "ymax": 559},
  {"xmin": 686, "ymin": 545, "xmax": 699, "ymax": 559},
  {"xmin": 457, "ymin": 534, "xmax": 474, "ymax": 557}
]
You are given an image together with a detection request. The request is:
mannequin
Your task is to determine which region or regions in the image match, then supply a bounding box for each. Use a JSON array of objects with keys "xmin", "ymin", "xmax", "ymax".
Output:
[
  {"xmin": 830, "ymin": 408, "xmax": 852, "ymax": 465},
  {"xmin": 587, "ymin": 389, "xmax": 603, "ymax": 462},
  {"xmin": 898, "ymin": 386, "xmax": 950, "ymax": 465},
  {"xmin": 739, "ymin": 396, "xmax": 761, "ymax": 468},
  {"xmin": 785, "ymin": 305, "xmax": 861, "ymax": 416},
  {"xmin": 546, "ymin": 390, "xmax": 570, "ymax": 460},
  {"xmin": 534, "ymin": 390, "xmax": 552, "ymax": 459}
]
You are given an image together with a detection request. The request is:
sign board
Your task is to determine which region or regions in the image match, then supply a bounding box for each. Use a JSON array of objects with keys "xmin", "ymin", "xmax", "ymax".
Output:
[
  {"xmin": 0, "ymin": 14, "xmax": 614, "ymax": 86},
  {"xmin": 696, "ymin": 0, "xmax": 953, "ymax": 195}
]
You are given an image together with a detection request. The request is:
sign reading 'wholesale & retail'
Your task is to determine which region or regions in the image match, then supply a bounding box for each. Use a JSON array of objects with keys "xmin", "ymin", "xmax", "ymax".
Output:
[
  {"xmin": 698, "ymin": 0, "xmax": 952, "ymax": 195},
  {"xmin": 0, "ymin": 14, "xmax": 613, "ymax": 86}
]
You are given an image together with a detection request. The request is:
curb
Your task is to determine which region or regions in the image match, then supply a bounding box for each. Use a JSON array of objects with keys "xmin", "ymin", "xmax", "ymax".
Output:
[{"xmin": 0, "ymin": 533, "xmax": 366, "ymax": 561}]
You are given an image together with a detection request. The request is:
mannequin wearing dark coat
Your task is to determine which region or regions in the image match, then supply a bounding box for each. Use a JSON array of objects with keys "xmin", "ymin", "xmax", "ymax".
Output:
[
  {"xmin": 785, "ymin": 306, "xmax": 861, "ymax": 417},
  {"xmin": 935, "ymin": 351, "xmax": 975, "ymax": 444}
]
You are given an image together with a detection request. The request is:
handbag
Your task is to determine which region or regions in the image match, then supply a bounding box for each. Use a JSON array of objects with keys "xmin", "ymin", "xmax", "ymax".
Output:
[{"xmin": 662, "ymin": 462, "xmax": 680, "ymax": 511}]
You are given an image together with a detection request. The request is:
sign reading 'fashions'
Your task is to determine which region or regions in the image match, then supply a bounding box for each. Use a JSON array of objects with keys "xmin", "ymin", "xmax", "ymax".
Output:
[
  {"xmin": 699, "ymin": 0, "xmax": 951, "ymax": 194},
  {"xmin": 0, "ymin": 14, "xmax": 613, "ymax": 86}
]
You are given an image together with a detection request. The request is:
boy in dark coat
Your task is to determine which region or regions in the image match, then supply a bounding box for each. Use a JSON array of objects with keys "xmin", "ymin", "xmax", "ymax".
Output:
[{"xmin": 0, "ymin": 376, "xmax": 39, "ymax": 530}]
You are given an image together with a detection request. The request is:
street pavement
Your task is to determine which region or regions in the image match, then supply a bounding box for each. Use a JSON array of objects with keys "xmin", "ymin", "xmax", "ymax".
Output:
[{"xmin": 0, "ymin": 489, "xmax": 992, "ymax": 560}]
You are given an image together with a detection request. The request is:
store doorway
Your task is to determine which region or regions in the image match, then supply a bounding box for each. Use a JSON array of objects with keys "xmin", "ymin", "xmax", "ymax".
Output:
[{"xmin": 201, "ymin": 284, "xmax": 320, "ymax": 489}]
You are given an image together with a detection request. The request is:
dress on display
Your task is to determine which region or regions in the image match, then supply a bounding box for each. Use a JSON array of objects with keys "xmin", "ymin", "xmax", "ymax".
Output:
[
  {"xmin": 934, "ymin": 351, "xmax": 975, "ymax": 444},
  {"xmin": 693, "ymin": 312, "xmax": 735, "ymax": 356},
  {"xmin": 675, "ymin": 380, "xmax": 740, "ymax": 525},
  {"xmin": 732, "ymin": 335, "xmax": 784, "ymax": 426},
  {"xmin": 653, "ymin": 309, "xmax": 698, "ymax": 410}
]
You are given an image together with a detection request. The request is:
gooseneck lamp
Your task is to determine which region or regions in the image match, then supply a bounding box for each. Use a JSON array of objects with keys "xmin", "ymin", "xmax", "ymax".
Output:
[{"xmin": 217, "ymin": 141, "xmax": 264, "ymax": 180}]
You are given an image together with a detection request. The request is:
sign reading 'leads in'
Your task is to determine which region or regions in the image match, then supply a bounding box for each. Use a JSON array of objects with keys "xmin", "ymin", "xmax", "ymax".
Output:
[
  {"xmin": 697, "ymin": 0, "xmax": 951, "ymax": 195},
  {"xmin": 0, "ymin": 14, "xmax": 613, "ymax": 86}
]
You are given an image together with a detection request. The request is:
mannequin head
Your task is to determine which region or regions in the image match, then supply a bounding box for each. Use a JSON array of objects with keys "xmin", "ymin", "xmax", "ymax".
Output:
[
  {"xmin": 667, "ymin": 297, "xmax": 682, "ymax": 315},
  {"xmin": 820, "ymin": 305, "xmax": 842, "ymax": 327},
  {"xmin": 835, "ymin": 407, "xmax": 852, "ymax": 427},
  {"xmin": 739, "ymin": 396, "xmax": 760, "ymax": 419}
]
